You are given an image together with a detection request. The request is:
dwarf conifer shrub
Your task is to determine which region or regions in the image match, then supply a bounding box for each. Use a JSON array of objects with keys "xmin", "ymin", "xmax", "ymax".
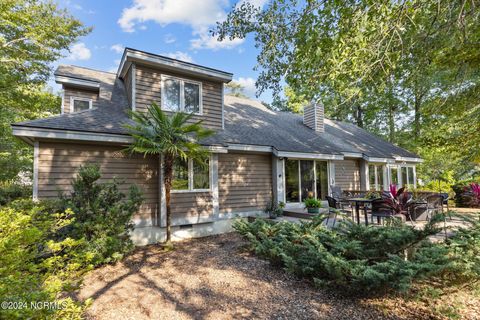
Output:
[{"xmin": 234, "ymin": 214, "xmax": 480, "ymax": 293}]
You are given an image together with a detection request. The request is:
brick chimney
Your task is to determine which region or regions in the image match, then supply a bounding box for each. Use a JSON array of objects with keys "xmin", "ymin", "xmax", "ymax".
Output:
[{"xmin": 303, "ymin": 102, "xmax": 324, "ymax": 133}]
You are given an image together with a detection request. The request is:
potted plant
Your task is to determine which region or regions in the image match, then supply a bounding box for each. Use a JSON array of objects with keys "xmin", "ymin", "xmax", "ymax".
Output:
[
  {"xmin": 304, "ymin": 197, "xmax": 322, "ymax": 214},
  {"xmin": 278, "ymin": 201, "xmax": 285, "ymax": 215},
  {"xmin": 265, "ymin": 199, "xmax": 279, "ymax": 219}
]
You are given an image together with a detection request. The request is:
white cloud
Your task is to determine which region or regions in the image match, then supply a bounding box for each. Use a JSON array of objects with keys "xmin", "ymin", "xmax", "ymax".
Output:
[
  {"xmin": 190, "ymin": 28, "xmax": 244, "ymax": 50},
  {"xmin": 235, "ymin": 77, "xmax": 257, "ymax": 98},
  {"xmin": 110, "ymin": 44, "xmax": 125, "ymax": 54},
  {"xmin": 118, "ymin": 0, "xmax": 226, "ymax": 33},
  {"xmin": 67, "ymin": 43, "xmax": 91, "ymax": 60},
  {"xmin": 164, "ymin": 33, "xmax": 176, "ymax": 44},
  {"xmin": 162, "ymin": 51, "xmax": 194, "ymax": 63},
  {"xmin": 118, "ymin": 0, "xmax": 268, "ymax": 50}
]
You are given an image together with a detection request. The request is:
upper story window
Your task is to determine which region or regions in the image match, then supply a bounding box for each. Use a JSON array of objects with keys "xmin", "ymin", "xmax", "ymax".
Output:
[
  {"xmin": 71, "ymin": 97, "xmax": 92, "ymax": 112},
  {"xmin": 161, "ymin": 75, "xmax": 202, "ymax": 114}
]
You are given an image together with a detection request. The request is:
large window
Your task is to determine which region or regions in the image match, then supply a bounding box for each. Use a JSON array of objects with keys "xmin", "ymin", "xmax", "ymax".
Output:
[
  {"xmin": 172, "ymin": 158, "xmax": 210, "ymax": 191},
  {"xmin": 285, "ymin": 159, "xmax": 329, "ymax": 202},
  {"xmin": 71, "ymin": 97, "xmax": 92, "ymax": 112},
  {"xmin": 162, "ymin": 75, "xmax": 202, "ymax": 114},
  {"xmin": 369, "ymin": 164, "xmax": 385, "ymax": 190},
  {"xmin": 389, "ymin": 165, "xmax": 416, "ymax": 188}
]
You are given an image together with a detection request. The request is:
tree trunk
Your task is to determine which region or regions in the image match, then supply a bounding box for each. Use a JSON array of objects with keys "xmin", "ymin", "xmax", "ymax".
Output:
[
  {"xmin": 413, "ymin": 92, "xmax": 422, "ymax": 141},
  {"xmin": 388, "ymin": 102, "xmax": 395, "ymax": 143},
  {"xmin": 355, "ymin": 104, "xmax": 364, "ymax": 128},
  {"xmin": 163, "ymin": 154, "xmax": 174, "ymax": 244}
]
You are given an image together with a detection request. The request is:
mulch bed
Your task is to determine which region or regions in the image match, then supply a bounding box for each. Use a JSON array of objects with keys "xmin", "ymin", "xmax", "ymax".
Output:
[{"xmin": 77, "ymin": 232, "xmax": 478, "ymax": 320}]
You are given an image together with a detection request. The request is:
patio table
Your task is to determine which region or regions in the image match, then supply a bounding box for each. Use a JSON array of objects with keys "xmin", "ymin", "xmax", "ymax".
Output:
[{"xmin": 345, "ymin": 198, "xmax": 374, "ymax": 225}]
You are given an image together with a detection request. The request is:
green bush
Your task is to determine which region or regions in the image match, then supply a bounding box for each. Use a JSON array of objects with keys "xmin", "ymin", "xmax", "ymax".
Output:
[
  {"xmin": 59, "ymin": 163, "xmax": 143, "ymax": 264},
  {"xmin": 0, "ymin": 164, "xmax": 143, "ymax": 319},
  {"xmin": 0, "ymin": 180, "xmax": 32, "ymax": 206},
  {"xmin": 452, "ymin": 179, "xmax": 480, "ymax": 207},
  {"xmin": 0, "ymin": 200, "xmax": 87, "ymax": 319},
  {"xmin": 234, "ymin": 214, "xmax": 480, "ymax": 293}
]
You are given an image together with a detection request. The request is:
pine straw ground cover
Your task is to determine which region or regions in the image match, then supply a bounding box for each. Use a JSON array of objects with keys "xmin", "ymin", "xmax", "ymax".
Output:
[{"xmin": 77, "ymin": 230, "xmax": 479, "ymax": 320}]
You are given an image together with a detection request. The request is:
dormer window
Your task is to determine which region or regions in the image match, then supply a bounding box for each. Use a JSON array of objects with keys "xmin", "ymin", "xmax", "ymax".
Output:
[
  {"xmin": 161, "ymin": 75, "xmax": 202, "ymax": 114},
  {"xmin": 71, "ymin": 97, "xmax": 92, "ymax": 112}
]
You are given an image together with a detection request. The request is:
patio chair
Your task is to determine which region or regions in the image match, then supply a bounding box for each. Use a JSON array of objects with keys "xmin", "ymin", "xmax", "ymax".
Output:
[
  {"xmin": 326, "ymin": 196, "xmax": 353, "ymax": 227},
  {"xmin": 425, "ymin": 194, "xmax": 444, "ymax": 220},
  {"xmin": 370, "ymin": 198, "xmax": 400, "ymax": 225},
  {"xmin": 330, "ymin": 185, "xmax": 343, "ymax": 199}
]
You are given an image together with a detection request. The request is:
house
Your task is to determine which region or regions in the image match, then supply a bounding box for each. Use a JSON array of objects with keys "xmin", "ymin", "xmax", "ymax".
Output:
[{"xmin": 11, "ymin": 48, "xmax": 422, "ymax": 244}]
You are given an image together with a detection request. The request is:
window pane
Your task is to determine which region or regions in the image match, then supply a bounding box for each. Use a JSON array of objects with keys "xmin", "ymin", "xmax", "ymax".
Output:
[
  {"xmin": 369, "ymin": 165, "xmax": 376, "ymax": 190},
  {"xmin": 285, "ymin": 160, "xmax": 299, "ymax": 203},
  {"xmin": 300, "ymin": 160, "xmax": 314, "ymax": 201},
  {"xmin": 316, "ymin": 161, "xmax": 328, "ymax": 200},
  {"xmin": 401, "ymin": 167, "xmax": 408, "ymax": 187},
  {"xmin": 163, "ymin": 78, "xmax": 181, "ymax": 111},
  {"xmin": 378, "ymin": 166, "xmax": 384, "ymax": 190},
  {"xmin": 193, "ymin": 159, "xmax": 209, "ymax": 189},
  {"xmin": 407, "ymin": 167, "xmax": 414, "ymax": 186},
  {"xmin": 184, "ymin": 82, "xmax": 200, "ymax": 113},
  {"xmin": 390, "ymin": 167, "xmax": 398, "ymax": 185},
  {"xmin": 172, "ymin": 158, "xmax": 188, "ymax": 190},
  {"xmin": 73, "ymin": 99, "xmax": 90, "ymax": 112}
]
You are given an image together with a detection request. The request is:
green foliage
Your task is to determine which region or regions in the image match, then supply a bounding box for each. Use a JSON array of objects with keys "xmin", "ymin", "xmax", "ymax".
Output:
[
  {"xmin": 0, "ymin": 165, "xmax": 142, "ymax": 319},
  {"xmin": 234, "ymin": 214, "xmax": 480, "ymax": 293},
  {"xmin": 0, "ymin": 180, "xmax": 31, "ymax": 206},
  {"xmin": 303, "ymin": 197, "xmax": 322, "ymax": 208},
  {"xmin": 225, "ymin": 81, "xmax": 249, "ymax": 98},
  {"xmin": 0, "ymin": 1, "xmax": 90, "ymax": 182},
  {"xmin": 60, "ymin": 164, "xmax": 143, "ymax": 264},
  {"xmin": 125, "ymin": 102, "xmax": 214, "ymax": 242},
  {"xmin": 214, "ymin": 0, "xmax": 480, "ymax": 184},
  {"xmin": 0, "ymin": 200, "xmax": 87, "ymax": 319}
]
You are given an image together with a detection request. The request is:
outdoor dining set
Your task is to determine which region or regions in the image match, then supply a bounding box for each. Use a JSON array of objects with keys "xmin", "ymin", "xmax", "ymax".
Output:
[{"xmin": 325, "ymin": 185, "xmax": 449, "ymax": 226}]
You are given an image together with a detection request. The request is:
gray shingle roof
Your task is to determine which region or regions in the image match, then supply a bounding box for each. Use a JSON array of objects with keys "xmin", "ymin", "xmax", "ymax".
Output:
[{"xmin": 13, "ymin": 66, "xmax": 419, "ymax": 159}]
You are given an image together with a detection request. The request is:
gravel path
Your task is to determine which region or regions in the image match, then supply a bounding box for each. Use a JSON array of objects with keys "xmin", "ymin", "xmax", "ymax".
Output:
[{"xmin": 77, "ymin": 233, "xmax": 415, "ymax": 320}]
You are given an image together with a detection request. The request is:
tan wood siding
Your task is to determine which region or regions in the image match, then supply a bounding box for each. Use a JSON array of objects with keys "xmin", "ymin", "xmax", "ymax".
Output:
[
  {"xmin": 124, "ymin": 65, "xmax": 132, "ymax": 107},
  {"xmin": 170, "ymin": 192, "xmax": 213, "ymax": 224},
  {"xmin": 63, "ymin": 86, "xmax": 99, "ymax": 113},
  {"xmin": 134, "ymin": 65, "xmax": 223, "ymax": 130},
  {"xmin": 37, "ymin": 142, "xmax": 158, "ymax": 226},
  {"xmin": 334, "ymin": 159, "xmax": 361, "ymax": 190},
  {"xmin": 218, "ymin": 153, "xmax": 272, "ymax": 213}
]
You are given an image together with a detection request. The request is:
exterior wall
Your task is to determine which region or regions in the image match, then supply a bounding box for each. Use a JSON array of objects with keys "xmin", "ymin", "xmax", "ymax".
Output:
[
  {"xmin": 62, "ymin": 86, "xmax": 99, "ymax": 113},
  {"xmin": 37, "ymin": 142, "xmax": 159, "ymax": 226},
  {"xmin": 333, "ymin": 159, "xmax": 361, "ymax": 190},
  {"xmin": 123, "ymin": 65, "xmax": 133, "ymax": 108},
  {"xmin": 218, "ymin": 152, "xmax": 272, "ymax": 213},
  {"xmin": 134, "ymin": 64, "xmax": 223, "ymax": 130},
  {"xmin": 169, "ymin": 192, "xmax": 214, "ymax": 225}
]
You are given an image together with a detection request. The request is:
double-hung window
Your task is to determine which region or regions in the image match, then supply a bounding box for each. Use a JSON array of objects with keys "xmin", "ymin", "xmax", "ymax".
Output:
[
  {"xmin": 71, "ymin": 97, "xmax": 92, "ymax": 112},
  {"xmin": 161, "ymin": 75, "xmax": 202, "ymax": 114},
  {"xmin": 172, "ymin": 157, "xmax": 210, "ymax": 192},
  {"xmin": 368, "ymin": 164, "xmax": 385, "ymax": 190}
]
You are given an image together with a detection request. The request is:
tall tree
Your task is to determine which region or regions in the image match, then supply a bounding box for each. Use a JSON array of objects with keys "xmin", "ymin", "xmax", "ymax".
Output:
[
  {"xmin": 0, "ymin": 0, "xmax": 90, "ymax": 181},
  {"xmin": 214, "ymin": 0, "xmax": 480, "ymax": 183},
  {"xmin": 125, "ymin": 103, "xmax": 214, "ymax": 244}
]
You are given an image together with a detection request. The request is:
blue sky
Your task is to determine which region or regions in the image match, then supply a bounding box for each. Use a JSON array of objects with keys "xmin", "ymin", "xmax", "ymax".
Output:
[{"xmin": 53, "ymin": 0, "xmax": 272, "ymax": 102}]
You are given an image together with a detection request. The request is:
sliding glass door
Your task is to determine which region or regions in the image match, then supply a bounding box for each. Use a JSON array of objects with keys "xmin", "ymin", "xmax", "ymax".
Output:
[{"xmin": 285, "ymin": 159, "xmax": 329, "ymax": 203}]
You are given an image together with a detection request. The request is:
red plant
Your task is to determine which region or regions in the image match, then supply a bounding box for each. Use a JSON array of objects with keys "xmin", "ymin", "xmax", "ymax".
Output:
[
  {"xmin": 384, "ymin": 185, "xmax": 411, "ymax": 217},
  {"xmin": 465, "ymin": 183, "xmax": 480, "ymax": 208},
  {"xmin": 389, "ymin": 184, "xmax": 398, "ymax": 198}
]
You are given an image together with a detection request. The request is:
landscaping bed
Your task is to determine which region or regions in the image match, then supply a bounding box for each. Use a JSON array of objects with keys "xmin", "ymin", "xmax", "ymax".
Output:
[{"xmin": 77, "ymin": 230, "xmax": 480, "ymax": 319}]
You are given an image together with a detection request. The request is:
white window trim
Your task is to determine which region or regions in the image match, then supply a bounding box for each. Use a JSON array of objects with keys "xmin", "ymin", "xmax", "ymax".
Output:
[
  {"xmin": 387, "ymin": 164, "xmax": 417, "ymax": 188},
  {"xmin": 70, "ymin": 96, "xmax": 93, "ymax": 113},
  {"xmin": 283, "ymin": 158, "xmax": 330, "ymax": 204},
  {"xmin": 160, "ymin": 74, "xmax": 203, "ymax": 115},
  {"xmin": 368, "ymin": 163, "xmax": 386, "ymax": 191},
  {"xmin": 171, "ymin": 156, "xmax": 211, "ymax": 193}
]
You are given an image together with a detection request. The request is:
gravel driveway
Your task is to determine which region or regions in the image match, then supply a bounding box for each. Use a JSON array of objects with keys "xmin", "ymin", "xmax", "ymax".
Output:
[{"xmin": 77, "ymin": 233, "xmax": 422, "ymax": 320}]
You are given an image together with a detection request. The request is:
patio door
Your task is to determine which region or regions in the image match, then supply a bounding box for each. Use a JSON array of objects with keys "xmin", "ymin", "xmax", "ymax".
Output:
[{"xmin": 285, "ymin": 159, "xmax": 329, "ymax": 203}]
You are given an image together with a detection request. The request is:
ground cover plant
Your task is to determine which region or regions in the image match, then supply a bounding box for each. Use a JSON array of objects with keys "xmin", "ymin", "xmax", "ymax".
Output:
[
  {"xmin": 234, "ymin": 213, "xmax": 480, "ymax": 294},
  {"xmin": 0, "ymin": 164, "xmax": 142, "ymax": 319}
]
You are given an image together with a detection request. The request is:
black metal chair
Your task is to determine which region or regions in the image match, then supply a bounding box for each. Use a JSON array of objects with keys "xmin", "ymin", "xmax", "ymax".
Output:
[
  {"xmin": 370, "ymin": 198, "xmax": 398, "ymax": 225},
  {"xmin": 425, "ymin": 194, "xmax": 444, "ymax": 220},
  {"xmin": 326, "ymin": 196, "xmax": 353, "ymax": 226}
]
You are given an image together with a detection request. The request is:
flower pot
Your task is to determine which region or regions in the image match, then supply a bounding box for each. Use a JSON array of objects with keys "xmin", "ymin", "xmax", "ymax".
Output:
[{"xmin": 307, "ymin": 207, "xmax": 319, "ymax": 214}]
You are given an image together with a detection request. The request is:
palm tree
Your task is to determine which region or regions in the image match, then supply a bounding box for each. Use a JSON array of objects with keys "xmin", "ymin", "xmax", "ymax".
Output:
[{"xmin": 124, "ymin": 103, "xmax": 214, "ymax": 244}]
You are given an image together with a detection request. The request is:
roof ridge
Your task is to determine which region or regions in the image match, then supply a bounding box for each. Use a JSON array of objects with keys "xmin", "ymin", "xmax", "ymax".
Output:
[{"xmin": 57, "ymin": 64, "xmax": 117, "ymax": 76}]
